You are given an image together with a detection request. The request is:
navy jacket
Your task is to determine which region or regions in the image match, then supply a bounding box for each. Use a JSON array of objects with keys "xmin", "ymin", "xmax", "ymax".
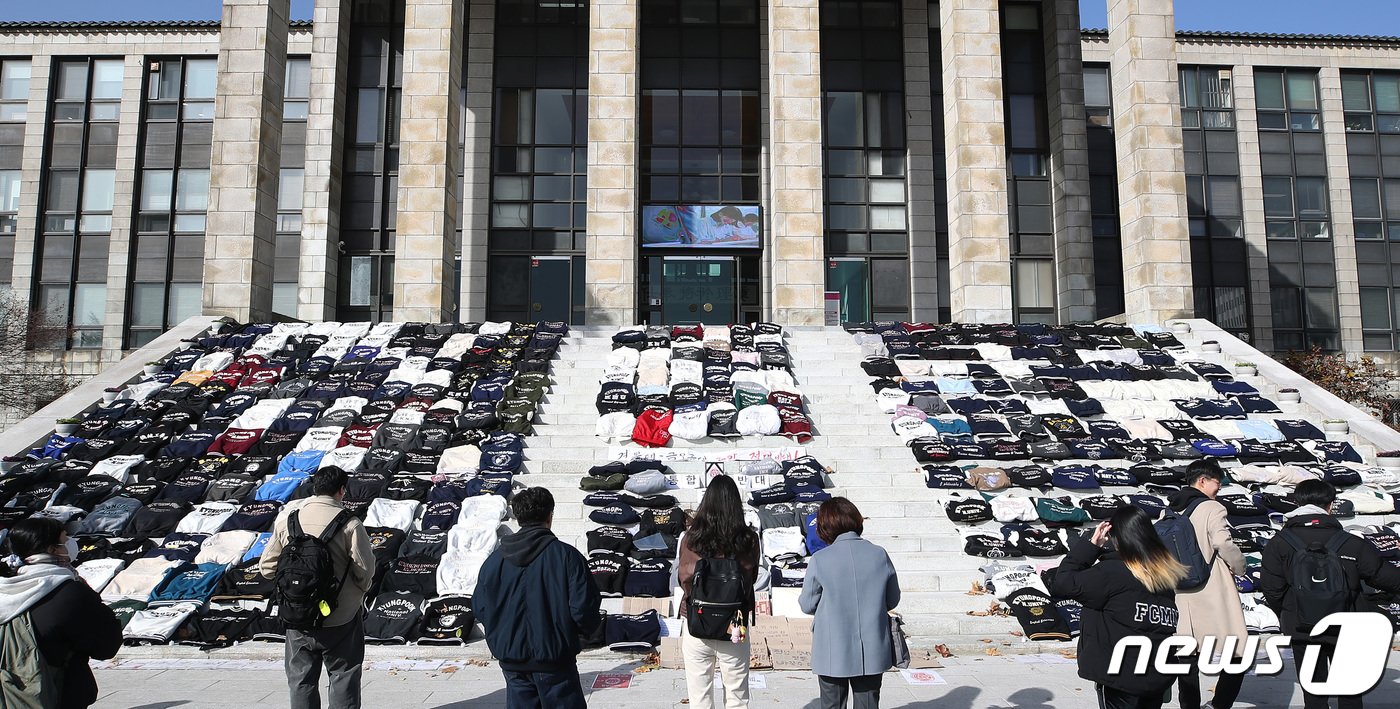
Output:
[{"xmin": 474, "ymin": 525, "xmax": 602, "ymax": 672}]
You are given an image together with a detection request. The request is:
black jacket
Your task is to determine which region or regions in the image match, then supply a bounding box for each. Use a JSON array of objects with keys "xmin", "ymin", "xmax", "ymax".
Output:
[
  {"xmin": 1260, "ymin": 511, "xmax": 1400, "ymax": 638},
  {"xmin": 473, "ymin": 525, "xmax": 602, "ymax": 672},
  {"xmin": 1046, "ymin": 537, "xmax": 1179, "ymax": 696},
  {"xmin": 30, "ymin": 579, "xmax": 123, "ymax": 708}
]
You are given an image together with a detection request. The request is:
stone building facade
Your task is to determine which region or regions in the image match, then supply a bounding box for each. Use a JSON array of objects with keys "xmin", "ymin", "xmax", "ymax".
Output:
[{"xmin": 1, "ymin": 0, "xmax": 1399, "ymax": 361}]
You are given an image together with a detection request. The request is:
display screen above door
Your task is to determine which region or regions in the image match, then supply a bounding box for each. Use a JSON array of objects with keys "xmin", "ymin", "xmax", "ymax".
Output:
[{"xmin": 641, "ymin": 205, "xmax": 762, "ymax": 248}]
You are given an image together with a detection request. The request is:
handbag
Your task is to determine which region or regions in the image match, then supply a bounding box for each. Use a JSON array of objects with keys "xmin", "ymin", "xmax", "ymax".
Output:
[{"xmin": 889, "ymin": 611, "xmax": 911, "ymax": 669}]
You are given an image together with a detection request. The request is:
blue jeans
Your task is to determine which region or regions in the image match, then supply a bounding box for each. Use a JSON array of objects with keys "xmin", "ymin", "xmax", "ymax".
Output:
[{"xmin": 503, "ymin": 666, "xmax": 587, "ymax": 709}]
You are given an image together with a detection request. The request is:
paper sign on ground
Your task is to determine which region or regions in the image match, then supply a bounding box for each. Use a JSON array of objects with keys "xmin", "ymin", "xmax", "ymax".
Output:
[
  {"xmin": 591, "ymin": 673, "xmax": 632, "ymax": 690},
  {"xmin": 713, "ymin": 671, "xmax": 766, "ymax": 690},
  {"xmin": 900, "ymin": 668, "xmax": 947, "ymax": 686}
]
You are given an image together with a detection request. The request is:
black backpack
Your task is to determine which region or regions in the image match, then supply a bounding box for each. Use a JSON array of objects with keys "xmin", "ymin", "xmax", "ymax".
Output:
[
  {"xmin": 686, "ymin": 557, "xmax": 754, "ymax": 640},
  {"xmin": 1281, "ymin": 530, "xmax": 1352, "ymax": 631},
  {"xmin": 274, "ymin": 510, "xmax": 351, "ymax": 630},
  {"xmin": 1154, "ymin": 498, "xmax": 1215, "ymax": 590}
]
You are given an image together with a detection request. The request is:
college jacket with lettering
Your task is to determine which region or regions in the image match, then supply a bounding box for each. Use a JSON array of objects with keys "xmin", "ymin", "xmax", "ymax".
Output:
[{"xmin": 1046, "ymin": 538, "xmax": 1180, "ymax": 697}]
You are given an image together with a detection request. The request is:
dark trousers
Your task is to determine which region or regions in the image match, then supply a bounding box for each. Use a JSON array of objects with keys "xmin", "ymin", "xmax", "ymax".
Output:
[
  {"xmin": 285, "ymin": 613, "xmax": 365, "ymax": 709},
  {"xmin": 1176, "ymin": 655, "xmax": 1245, "ymax": 709},
  {"xmin": 818, "ymin": 674, "xmax": 882, "ymax": 709},
  {"xmin": 1293, "ymin": 640, "xmax": 1364, "ymax": 709},
  {"xmin": 1096, "ymin": 684, "xmax": 1164, "ymax": 709},
  {"xmin": 503, "ymin": 666, "xmax": 587, "ymax": 709}
]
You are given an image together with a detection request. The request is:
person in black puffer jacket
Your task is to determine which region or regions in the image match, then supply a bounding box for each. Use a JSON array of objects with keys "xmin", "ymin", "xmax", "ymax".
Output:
[
  {"xmin": 474, "ymin": 487, "xmax": 602, "ymax": 709},
  {"xmin": 0, "ymin": 517, "xmax": 122, "ymax": 708},
  {"xmin": 1048, "ymin": 505, "xmax": 1188, "ymax": 709}
]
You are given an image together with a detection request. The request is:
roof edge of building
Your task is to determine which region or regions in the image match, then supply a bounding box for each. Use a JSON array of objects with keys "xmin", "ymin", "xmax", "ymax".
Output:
[
  {"xmin": 0, "ymin": 19, "xmax": 312, "ymax": 31},
  {"xmin": 1080, "ymin": 27, "xmax": 1400, "ymax": 45}
]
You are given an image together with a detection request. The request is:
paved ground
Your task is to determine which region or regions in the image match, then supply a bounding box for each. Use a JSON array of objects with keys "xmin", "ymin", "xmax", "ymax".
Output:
[{"xmin": 91, "ymin": 652, "xmax": 1400, "ymax": 708}]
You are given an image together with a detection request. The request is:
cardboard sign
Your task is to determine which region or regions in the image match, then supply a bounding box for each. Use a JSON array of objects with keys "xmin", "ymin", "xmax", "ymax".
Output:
[{"xmin": 591, "ymin": 673, "xmax": 632, "ymax": 690}]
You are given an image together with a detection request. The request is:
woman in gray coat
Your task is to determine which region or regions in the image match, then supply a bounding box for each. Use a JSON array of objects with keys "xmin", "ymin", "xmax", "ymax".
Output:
[{"xmin": 798, "ymin": 497, "xmax": 901, "ymax": 709}]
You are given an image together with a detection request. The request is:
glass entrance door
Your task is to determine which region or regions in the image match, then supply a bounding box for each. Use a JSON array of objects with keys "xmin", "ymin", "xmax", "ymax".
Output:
[
  {"xmin": 661, "ymin": 257, "xmax": 736, "ymax": 324},
  {"xmin": 528, "ymin": 257, "xmax": 571, "ymax": 323},
  {"xmin": 827, "ymin": 258, "xmax": 870, "ymax": 324}
]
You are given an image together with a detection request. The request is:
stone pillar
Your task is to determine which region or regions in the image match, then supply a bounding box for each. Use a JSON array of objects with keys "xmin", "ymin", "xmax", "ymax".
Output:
[
  {"xmin": 203, "ymin": 0, "xmax": 289, "ymax": 322},
  {"xmin": 9, "ymin": 55, "xmax": 49, "ymax": 311},
  {"xmin": 903, "ymin": 0, "xmax": 940, "ymax": 321},
  {"xmin": 768, "ymin": 0, "xmax": 825, "ymax": 325},
  {"xmin": 297, "ymin": 0, "xmax": 351, "ymax": 322},
  {"xmin": 1319, "ymin": 68, "xmax": 1362, "ymax": 353},
  {"xmin": 1230, "ymin": 67, "xmax": 1275, "ymax": 352},
  {"xmin": 459, "ymin": 0, "xmax": 494, "ymax": 322},
  {"xmin": 393, "ymin": 0, "xmax": 465, "ymax": 323},
  {"xmin": 100, "ymin": 57, "xmax": 145, "ymax": 353},
  {"xmin": 940, "ymin": 0, "xmax": 1012, "ymax": 323},
  {"xmin": 1044, "ymin": 0, "xmax": 1095, "ymax": 323},
  {"xmin": 1106, "ymin": 0, "xmax": 1193, "ymax": 324},
  {"xmin": 585, "ymin": 0, "xmax": 639, "ymax": 326}
]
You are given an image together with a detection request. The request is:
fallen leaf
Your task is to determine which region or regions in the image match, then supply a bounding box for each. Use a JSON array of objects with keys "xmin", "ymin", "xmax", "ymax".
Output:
[
  {"xmin": 967, "ymin": 581, "xmax": 988, "ymax": 596},
  {"xmin": 1059, "ymin": 649, "xmax": 1078, "ymax": 660},
  {"xmin": 1009, "ymin": 631, "xmax": 1024, "ymax": 637},
  {"xmin": 467, "ymin": 659, "xmax": 490, "ymax": 667},
  {"xmin": 985, "ymin": 648, "xmax": 1003, "ymax": 656},
  {"xmin": 934, "ymin": 644, "xmax": 954, "ymax": 658},
  {"xmin": 980, "ymin": 638, "xmax": 993, "ymax": 643},
  {"xmin": 440, "ymin": 666, "xmax": 458, "ymax": 674}
]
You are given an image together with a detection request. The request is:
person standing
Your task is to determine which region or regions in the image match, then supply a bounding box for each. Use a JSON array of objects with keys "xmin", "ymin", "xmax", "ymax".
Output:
[
  {"xmin": 677, "ymin": 475, "xmax": 760, "ymax": 709},
  {"xmin": 261, "ymin": 466, "xmax": 375, "ymax": 709},
  {"xmin": 1169, "ymin": 460, "xmax": 1249, "ymax": 709},
  {"xmin": 798, "ymin": 497, "xmax": 901, "ymax": 709},
  {"xmin": 0, "ymin": 517, "xmax": 122, "ymax": 708},
  {"xmin": 1047, "ymin": 505, "xmax": 1187, "ymax": 709},
  {"xmin": 474, "ymin": 487, "xmax": 602, "ymax": 709},
  {"xmin": 1260, "ymin": 479, "xmax": 1400, "ymax": 709}
]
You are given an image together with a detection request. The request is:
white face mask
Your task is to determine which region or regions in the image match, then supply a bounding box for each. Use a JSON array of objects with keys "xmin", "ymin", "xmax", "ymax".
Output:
[{"xmin": 60, "ymin": 538, "xmax": 79, "ymax": 562}]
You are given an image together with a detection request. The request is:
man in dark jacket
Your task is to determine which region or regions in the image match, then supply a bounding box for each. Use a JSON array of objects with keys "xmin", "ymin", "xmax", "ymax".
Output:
[
  {"xmin": 474, "ymin": 487, "xmax": 602, "ymax": 709},
  {"xmin": 1260, "ymin": 479, "xmax": 1400, "ymax": 709}
]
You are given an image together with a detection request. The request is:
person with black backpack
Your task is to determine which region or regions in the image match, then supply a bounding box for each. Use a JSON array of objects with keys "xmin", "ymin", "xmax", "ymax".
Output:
[
  {"xmin": 1261, "ymin": 479, "xmax": 1400, "ymax": 709},
  {"xmin": 260, "ymin": 466, "xmax": 375, "ymax": 709},
  {"xmin": 1165, "ymin": 460, "xmax": 1249, "ymax": 709},
  {"xmin": 0, "ymin": 517, "xmax": 121, "ymax": 708},
  {"xmin": 677, "ymin": 475, "xmax": 760, "ymax": 709}
]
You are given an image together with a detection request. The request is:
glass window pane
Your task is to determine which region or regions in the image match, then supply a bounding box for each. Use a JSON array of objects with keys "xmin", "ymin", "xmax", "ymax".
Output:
[
  {"xmin": 1342, "ymin": 74, "xmax": 1373, "ymax": 112},
  {"xmin": 1361, "ymin": 287, "xmax": 1392, "ymax": 329},
  {"xmin": 272, "ymin": 282, "xmax": 297, "ymax": 316},
  {"xmin": 168, "ymin": 283, "xmax": 202, "ymax": 324},
  {"xmin": 1287, "ymin": 72, "xmax": 1319, "ymax": 111},
  {"xmin": 535, "ymin": 89, "xmax": 578, "ymax": 144},
  {"xmin": 176, "ymin": 169, "xmax": 210, "ymax": 211},
  {"xmin": 1295, "ymin": 177, "xmax": 1328, "ymax": 218},
  {"xmin": 348, "ymin": 256, "xmax": 372, "ymax": 306},
  {"xmin": 284, "ymin": 58, "xmax": 311, "ymax": 99},
  {"xmin": 869, "ymin": 180, "xmax": 905, "ymax": 204},
  {"xmin": 1271, "ymin": 287, "xmax": 1301, "ymax": 328},
  {"xmin": 46, "ymin": 171, "xmax": 80, "ymax": 212},
  {"xmin": 1084, "ymin": 67, "xmax": 1110, "ymax": 108},
  {"xmin": 1015, "ymin": 259, "xmax": 1055, "ymax": 310},
  {"xmin": 1352, "ymin": 178, "xmax": 1382, "ymax": 220},
  {"xmin": 130, "ymin": 283, "xmax": 164, "ymax": 327},
  {"xmin": 277, "ymin": 169, "xmax": 304, "ymax": 211},
  {"xmin": 1179, "ymin": 68, "xmax": 1200, "ymax": 108},
  {"xmin": 81, "ymin": 170, "xmax": 116, "ymax": 212},
  {"xmin": 355, "ymin": 88, "xmax": 383, "ymax": 143},
  {"xmin": 91, "ymin": 60, "xmax": 124, "ymax": 100},
  {"xmin": 0, "ymin": 171, "xmax": 19, "ymax": 212},
  {"xmin": 1262, "ymin": 177, "xmax": 1294, "ymax": 217},
  {"xmin": 182, "ymin": 59, "xmax": 217, "ymax": 99},
  {"xmin": 72, "ymin": 284, "xmax": 105, "ymax": 327},
  {"xmin": 869, "ymin": 206, "xmax": 906, "ymax": 230},
  {"xmin": 1305, "ymin": 287, "xmax": 1337, "ymax": 329},
  {"xmin": 1255, "ymin": 71, "xmax": 1285, "ymax": 111},
  {"xmin": 824, "ymin": 92, "xmax": 863, "ymax": 148},
  {"xmin": 154, "ymin": 61, "xmax": 182, "ymax": 101},
  {"xmin": 1376, "ymin": 75, "xmax": 1400, "ymax": 114},
  {"xmin": 56, "ymin": 62, "xmax": 88, "ymax": 101},
  {"xmin": 1, "ymin": 60, "xmax": 31, "ymax": 100}
]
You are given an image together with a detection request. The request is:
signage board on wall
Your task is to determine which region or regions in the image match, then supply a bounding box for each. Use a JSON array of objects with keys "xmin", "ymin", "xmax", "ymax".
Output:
[
  {"xmin": 824, "ymin": 291, "xmax": 841, "ymax": 326},
  {"xmin": 641, "ymin": 205, "xmax": 762, "ymax": 248}
]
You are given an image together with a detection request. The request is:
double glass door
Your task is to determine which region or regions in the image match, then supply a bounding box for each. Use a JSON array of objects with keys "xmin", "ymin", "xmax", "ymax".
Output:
[{"xmin": 660, "ymin": 257, "xmax": 736, "ymax": 325}]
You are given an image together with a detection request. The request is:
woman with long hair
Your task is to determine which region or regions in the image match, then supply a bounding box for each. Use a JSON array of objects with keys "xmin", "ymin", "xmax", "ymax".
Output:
[
  {"xmin": 798, "ymin": 497, "xmax": 901, "ymax": 709},
  {"xmin": 677, "ymin": 475, "xmax": 760, "ymax": 709},
  {"xmin": 1048, "ymin": 505, "xmax": 1189, "ymax": 709},
  {"xmin": 0, "ymin": 517, "xmax": 121, "ymax": 707}
]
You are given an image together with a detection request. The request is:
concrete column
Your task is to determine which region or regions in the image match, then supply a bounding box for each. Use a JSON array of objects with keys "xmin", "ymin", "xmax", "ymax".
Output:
[
  {"xmin": 100, "ymin": 56, "xmax": 145, "ymax": 354},
  {"xmin": 297, "ymin": 0, "xmax": 351, "ymax": 322},
  {"xmin": 1044, "ymin": 0, "xmax": 1095, "ymax": 323},
  {"xmin": 9, "ymin": 55, "xmax": 49, "ymax": 311},
  {"xmin": 768, "ymin": 0, "xmax": 825, "ymax": 325},
  {"xmin": 1106, "ymin": 0, "xmax": 1193, "ymax": 325},
  {"xmin": 1230, "ymin": 66, "xmax": 1275, "ymax": 352},
  {"xmin": 1319, "ymin": 68, "xmax": 1362, "ymax": 353},
  {"xmin": 585, "ymin": 0, "xmax": 639, "ymax": 326},
  {"xmin": 393, "ymin": 0, "xmax": 466, "ymax": 323},
  {"xmin": 203, "ymin": 0, "xmax": 289, "ymax": 322},
  {"xmin": 459, "ymin": 0, "xmax": 494, "ymax": 322},
  {"xmin": 903, "ymin": 0, "xmax": 939, "ymax": 322},
  {"xmin": 941, "ymin": 0, "xmax": 1012, "ymax": 323}
]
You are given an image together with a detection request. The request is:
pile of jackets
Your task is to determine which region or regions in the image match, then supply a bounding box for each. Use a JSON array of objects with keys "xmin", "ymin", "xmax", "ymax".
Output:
[
  {"xmin": 847, "ymin": 320, "xmax": 1400, "ymax": 641},
  {"xmin": 1, "ymin": 319, "xmax": 565, "ymax": 647},
  {"xmin": 595, "ymin": 324, "xmax": 814, "ymax": 445}
]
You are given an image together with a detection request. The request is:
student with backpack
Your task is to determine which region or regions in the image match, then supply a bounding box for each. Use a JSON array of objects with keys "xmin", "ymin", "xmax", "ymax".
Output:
[
  {"xmin": 798, "ymin": 497, "xmax": 901, "ymax": 709},
  {"xmin": 260, "ymin": 466, "xmax": 375, "ymax": 709},
  {"xmin": 1164, "ymin": 460, "xmax": 1249, "ymax": 709},
  {"xmin": 677, "ymin": 475, "xmax": 760, "ymax": 709},
  {"xmin": 0, "ymin": 517, "xmax": 121, "ymax": 708},
  {"xmin": 1260, "ymin": 479, "xmax": 1400, "ymax": 709},
  {"xmin": 1047, "ymin": 505, "xmax": 1188, "ymax": 709}
]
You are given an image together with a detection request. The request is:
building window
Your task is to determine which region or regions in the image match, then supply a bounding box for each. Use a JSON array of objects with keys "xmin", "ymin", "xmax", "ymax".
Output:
[
  {"xmin": 1344, "ymin": 71, "xmax": 1400, "ymax": 350},
  {"xmin": 125, "ymin": 57, "xmax": 215, "ymax": 348},
  {"xmin": 0, "ymin": 60, "xmax": 25, "ymax": 285},
  {"xmin": 1084, "ymin": 65, "xmax": 1111, "ymax": 128},
  {"xmin": 1256, "ymin": 68, "xmax": 1321, "ymax": 132},
  {"xmin": 272, "ymin": 56, "xmax": 310, "ymax": 319},
  {"xmin": 283, "ymin": 56, "xmax": 310, "ymax": 121},
  {"xmin": 1085, "ymin": 63, "xmax": 1123, "ymax": 320},
  {"xmin": 37, "ymin": 58, "xmax": 123, "ymax": 349},
  {"xmin": 1002, "ymin": 1, "xmax": 1054, "ymax": 321},
  {"xmin": 1180, "ymin": 66, "xmax": 1234, "ymax": 129}
]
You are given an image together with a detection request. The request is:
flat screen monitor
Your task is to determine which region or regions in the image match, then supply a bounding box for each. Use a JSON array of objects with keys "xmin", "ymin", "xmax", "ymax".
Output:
[{"xmin": 641, "ymin": 205, "xmax": 762, "ymax": 249}]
